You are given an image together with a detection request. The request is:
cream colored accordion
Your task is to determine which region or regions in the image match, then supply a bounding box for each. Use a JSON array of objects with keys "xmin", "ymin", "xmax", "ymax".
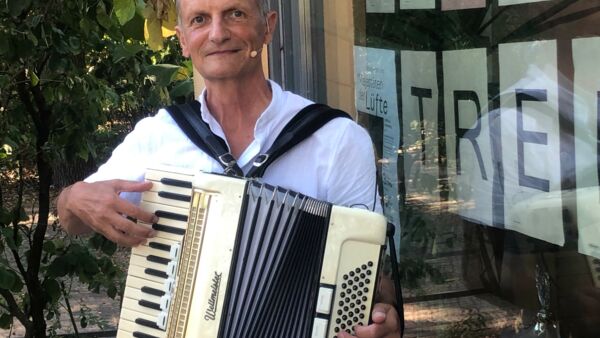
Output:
[{"xmin": 116, "ymin": 166, "xmax": 388, "ymax": 338}]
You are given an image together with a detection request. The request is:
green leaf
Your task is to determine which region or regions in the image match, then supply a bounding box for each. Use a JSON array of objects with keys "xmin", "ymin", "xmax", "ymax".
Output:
[
  {"xmin": 146, "ymin": 64, "xmax": 182, "ymax": 87},
  {"xmin": 169, "ymin": 79, "xmax": 194, "ymax": 99},
  {"xmin": 107, "ymin": 284, "xmax": 118, "ymax": 299},
  {"xmin": 42, "ymin": 279, "xmax": 61, "ymax": 304},
  {"xmin": 1, "ymin": 228, "xmax": 18, "ymax": 250},
  {"xmin": 47, "ymin": 256, "xmax": 69, "ymax": 278},
  {"xmin": 26, "ymin": 31, "xmax": 38, "ymax": 46},
  {"xmin": 42, "ymin": 240, "xmax": 56, "ymax": 254},
  {"xmin": 114, "ymin": 0, "xmax": 136, "ymax": 25},
  {"xmin": 112, "ymin": 43, "xmax": 146, "ymax": 63},
  {"xmin": 0, "ymin": 32, "xmax": 9, "ymax": 55},
  {"xmin": 7, "ymin": 0, "xmax": 32, "ymax": 17},
  {"xmin": 0, "ymin": 268, "xmax": 16, "ymax": 290},
  {"xmin": 80, "ymin": 315, "xmax": 88, "ymax": 328},
  {"xmin": 0, "ymin": 314, "xmax": 12, "ymax": 329},
  {"xmin": 96, "ymin": 2, "xmax": 112, "ymax": 29},
  {"xmin": 30, "ymin": 71, "xmax": 39, "ymax": 87},
  {"xmin": 0, "ymin": 208, "xmax": 11, "ymax": 226},
  {"xmin": 89, "ymin": 233, "xmax": 103, "ymax": 250},
  {"xmin": 101, "ymin": 239, "xmax": 117, "ymax": 256}
]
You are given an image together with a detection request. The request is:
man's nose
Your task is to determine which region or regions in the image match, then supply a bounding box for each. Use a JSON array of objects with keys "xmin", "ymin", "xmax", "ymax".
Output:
[{"xmin": 209, "ymin": 18, "xmax": 230, "ymax": 43}]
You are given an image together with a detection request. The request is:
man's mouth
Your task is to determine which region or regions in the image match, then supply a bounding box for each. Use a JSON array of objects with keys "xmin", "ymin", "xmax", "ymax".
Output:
[{"xmin": 207, "ymin": 49, "xmax": 241, "ymax": 56}]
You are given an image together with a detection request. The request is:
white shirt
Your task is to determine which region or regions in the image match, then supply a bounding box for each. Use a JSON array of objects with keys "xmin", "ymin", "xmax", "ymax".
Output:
[{"xmin": 86, "ymin": 81, "xmax": 381, "ymax": 212}]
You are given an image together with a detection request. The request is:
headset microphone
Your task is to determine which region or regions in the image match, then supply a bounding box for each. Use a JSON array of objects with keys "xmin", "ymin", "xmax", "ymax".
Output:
[
  {"xmin": 250, "ymin": 47, "xmax": 263, "ymax": 58},
  {"xmin": 250, "ymin": 21, "xmax": 270, "ymax": 58}
]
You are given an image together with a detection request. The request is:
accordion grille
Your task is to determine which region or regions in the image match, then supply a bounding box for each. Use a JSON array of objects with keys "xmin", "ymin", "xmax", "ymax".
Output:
[{"xmin": 219, "ymin": 182, "xmax": 331, "ymax": 338}]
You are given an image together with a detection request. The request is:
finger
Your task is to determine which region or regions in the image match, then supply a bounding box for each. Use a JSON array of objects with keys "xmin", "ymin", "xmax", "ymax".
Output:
[
  {"xmin": 110, "ymin": 179, "xmax": 154, "ymax": 193},
  {"xmin": 115, "ymin": 198, "xmax": 159, "ymax": 226},
  {"xmin": 354, "ymin": 303, "xmax": 399, "ymax": 337},
  {"xmin": 101, "ymin": 222, "xmax": 147, "ymax": 247},
  {"xmin": 370, "ymin": 303, "xmax": 392, "ymax": 324},
  {"xmin": 111, "ymin": 213, "xmax": 157, "ymax": 239},
  {"xmin": 354, "ymin": 323, "xmax": 388, "ymax": 338}
]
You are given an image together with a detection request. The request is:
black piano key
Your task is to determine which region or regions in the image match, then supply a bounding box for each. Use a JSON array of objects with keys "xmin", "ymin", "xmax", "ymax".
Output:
[
  {"xmin": 135, "ymin": 318, "xmax": 162, "ymax": 331},
  {"xmin": 139, "ymin": 300, "xmax": 162, "ymax": 311},
  {"xmin": 147, "ymin": 255, "xmax": 170, "ymax": 265},
  {"xmin": 133, "ymin": 332, "xmax": 159, "ymax": 338},
  {"xmin": 152, "ymin": 223, "xmax": 186, "ymax": 236},
  {"xmin": 145, "ymin": 268, "xmax": 168, "ymax": 279},
  {"xmin": 155, "ymin": 210, "xmax": 188, "ymax": 222},
  {"xmin": 158, "ymin": 191, "xmax": 191, "ymax": 202},
  {"xmin": 148, "ymin": 242, "xmax": 171, "ymax": 252},
  {"xmin": 160, "ymin": 178, "xmax": 192, "ymax": 188},
  {"xmin": 141, "ymin": 286, "xmax": 165, "ymax": 297}
]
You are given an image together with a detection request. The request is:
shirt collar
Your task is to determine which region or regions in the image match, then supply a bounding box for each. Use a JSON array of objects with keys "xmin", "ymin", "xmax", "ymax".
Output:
[{"xmin": 196, "ymin": 80, "xmax": 285, "ymax": 167}]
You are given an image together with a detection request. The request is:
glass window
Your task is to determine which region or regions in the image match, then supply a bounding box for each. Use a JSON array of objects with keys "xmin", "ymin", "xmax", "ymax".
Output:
[{"xmin": 322, "ymin": 1, "xmax": 600, "ymax": 336}]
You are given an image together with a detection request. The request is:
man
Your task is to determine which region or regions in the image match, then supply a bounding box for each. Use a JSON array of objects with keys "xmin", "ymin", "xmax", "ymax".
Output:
[{"xmin": 57, "ymin": 0, "xmax": 401, "ymax": 336}]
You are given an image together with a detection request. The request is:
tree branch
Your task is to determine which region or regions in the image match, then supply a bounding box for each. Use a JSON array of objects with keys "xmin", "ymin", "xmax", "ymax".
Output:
[
  {"xmin": 9, "ymin": 161, "xmax": 28, "ymax": 280},
  {"xmin": 0, "ymin": 288, "xmax": 29, "ymax": 327}
]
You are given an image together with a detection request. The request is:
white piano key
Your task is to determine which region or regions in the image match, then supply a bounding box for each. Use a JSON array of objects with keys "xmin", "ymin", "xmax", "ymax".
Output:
[
  {"xmin": 125, "ymin": 274, "xmax": 169, "ymax": 294},
  {"xmin": 118, "ymin": 310, "xmax": 167, "ymax": 337},
  {"xmin": 145, "ymin": 167, "xmax": 195, "ymax": 185},
  {"xmin": 117, "ymin": 318, "xmax": 166, "ymax": 338},
  {"xmin": 133, "ymin": 239, "xmax": 182, "ymax": 261},
  {"xmin": 120, "ymin": 308, "xmax": 162, "ymax": 330},
  {"xmin": 144, "ymin": 190, "xmax": 191, "ymax": 209},
  {"xmin": 129, "ymin": 254, "xmax": 172, "ymax": 273},
  {"xmin": 127, "ymin": 264, "xmax": 169, "ymax": 284},
  {"xmin": 122, "ymin": 287, "xmax": 164, "ymax": 307},
  {"xmin": 122, "ymin": 297, "xmax": 162, "ymax": 317}
]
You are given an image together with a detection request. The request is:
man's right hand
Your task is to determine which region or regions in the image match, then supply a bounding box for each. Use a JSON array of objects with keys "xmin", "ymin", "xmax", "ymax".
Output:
[{"xmin": 57, "ymin": 179, "xmax": 158, "ymax": 247}]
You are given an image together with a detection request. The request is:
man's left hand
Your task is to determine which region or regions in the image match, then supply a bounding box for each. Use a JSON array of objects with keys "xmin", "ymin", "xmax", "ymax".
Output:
[{"xmin": 337, "ymin": 303, "xmax": 401, "ymax": 338}]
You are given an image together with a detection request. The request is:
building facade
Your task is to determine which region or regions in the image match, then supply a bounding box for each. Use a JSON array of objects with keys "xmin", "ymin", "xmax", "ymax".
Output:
[{"xmin": 271, "ymin": 1, "xmax": 600, "ymax": 337}]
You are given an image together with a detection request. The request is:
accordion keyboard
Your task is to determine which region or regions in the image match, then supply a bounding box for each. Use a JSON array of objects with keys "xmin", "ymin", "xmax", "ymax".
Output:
[{"xmin": 117, "ymin": 168, "xmax": 196, "ymax": 338}]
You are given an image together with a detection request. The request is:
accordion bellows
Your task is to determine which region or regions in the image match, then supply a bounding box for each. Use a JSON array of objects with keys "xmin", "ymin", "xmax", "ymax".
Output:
[{"xmin": 117, "ymin": 167, "xmax": 387, "ymax": 338}]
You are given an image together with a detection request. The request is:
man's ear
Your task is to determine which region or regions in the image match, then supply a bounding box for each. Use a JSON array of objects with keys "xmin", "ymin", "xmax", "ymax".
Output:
[
  {"xmin": 176, "ymin": 26, "xmax": 190, "ymax": 57},
  {"xmin": 264, "ymin": 11, "xmax": 277, "ymax": 45}
]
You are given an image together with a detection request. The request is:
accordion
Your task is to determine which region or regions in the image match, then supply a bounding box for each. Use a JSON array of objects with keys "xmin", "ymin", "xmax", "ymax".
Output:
[{"xmin": 116, "ymin": 167, "xmax": 388, "ymax": 338}]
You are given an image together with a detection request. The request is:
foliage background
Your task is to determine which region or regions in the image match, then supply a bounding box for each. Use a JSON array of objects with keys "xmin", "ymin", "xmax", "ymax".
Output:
[{"xmin": 0, "ymin": 0, "xmax": 191, "ymax": 336}]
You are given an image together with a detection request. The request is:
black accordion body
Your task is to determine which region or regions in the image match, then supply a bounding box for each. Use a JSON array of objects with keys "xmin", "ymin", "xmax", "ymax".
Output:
[{"xmin": 117, "ymin": 167, "xmax": 388, "ymax": 338}]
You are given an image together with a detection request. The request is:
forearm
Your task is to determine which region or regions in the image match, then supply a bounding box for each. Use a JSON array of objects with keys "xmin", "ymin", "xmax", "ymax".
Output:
[{"xmin": 56, "ymin": 182, "xmax": 93, "ymax": 235}]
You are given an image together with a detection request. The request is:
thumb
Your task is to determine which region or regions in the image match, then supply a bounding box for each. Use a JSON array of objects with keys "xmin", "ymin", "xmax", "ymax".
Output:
[{"xmin": 371, "ymin": 303, "xmax": 393, "ymax": 324}]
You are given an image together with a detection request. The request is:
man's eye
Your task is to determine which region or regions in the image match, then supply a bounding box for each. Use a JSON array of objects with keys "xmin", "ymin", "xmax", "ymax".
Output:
[
  {"xmin": 192, "ymin": 16, "xmax": 205, "ymax": 24},
  {"xmin": 230, "ymin": 10, "xmax": 244, "ymax": 19}
]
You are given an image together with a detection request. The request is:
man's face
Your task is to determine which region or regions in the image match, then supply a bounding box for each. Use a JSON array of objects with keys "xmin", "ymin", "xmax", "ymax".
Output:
[{"xmin": 175, "ymin": 0, "xmax": 274, "ymax": 82}]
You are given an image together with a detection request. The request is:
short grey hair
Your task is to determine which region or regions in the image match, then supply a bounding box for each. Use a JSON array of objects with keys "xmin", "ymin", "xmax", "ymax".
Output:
[
  {"xmin": 257, "ymin": 0, "xmax": 270, "ymax": 17},
  {"xmin": 176, "ymin": 0, "xmax": 271, "ymax": 23}
]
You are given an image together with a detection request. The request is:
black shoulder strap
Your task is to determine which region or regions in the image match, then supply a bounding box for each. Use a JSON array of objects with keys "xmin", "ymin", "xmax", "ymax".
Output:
[
  {"xmin": 166, "ymin": 101, "xmax": 350, "ymax": 178},
  {"xmin": 166, "ymin": 101, "xmax": 243, "ymax": 176},
  {"xmin": 245, "ymin": 103, "xmax": 351, "ymax": 178}
]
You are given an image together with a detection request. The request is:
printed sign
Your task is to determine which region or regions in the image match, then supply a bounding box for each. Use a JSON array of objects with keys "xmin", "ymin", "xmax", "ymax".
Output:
[
  {"xmin": 367, "ymin": 0, "xmax": 395, "ymax": 13},
  {"xmin": 400, "ymin": 0, "xmax": 435, "ymax": 10},
  {"xmin": 354, "ymin": 46, "xmax": 401, "ymax": 229},
  {"xmin": 443, "ymin": 48, "xmax": 493, "ymax": 225},
  {"xmin": 442, "ymin": 0, "xmax": 486, "ymax": 10},
  {"xmin": 572, "ymin": 37, "xmax": 600, "ymax": 259},
  {"xmin": 401, "ymin": 50, "xmax": 440, "ymax": 204},
  {"xmin": 499, "ymin": 40, "xmax": 564, "ymax": 246}
]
